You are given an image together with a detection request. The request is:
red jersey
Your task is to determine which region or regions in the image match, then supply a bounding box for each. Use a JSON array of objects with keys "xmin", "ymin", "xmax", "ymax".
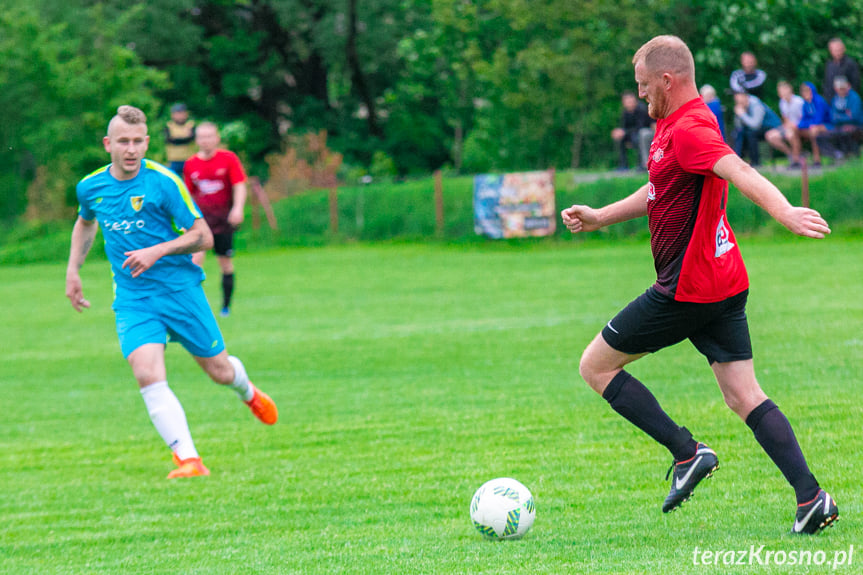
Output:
[
  {"xmin": 646, "ymin": 97, "xmax": 749, "ymax": 303},
  {"xmin": 183, "ymin": 149, "xmax": 246, "ymax": 234}
]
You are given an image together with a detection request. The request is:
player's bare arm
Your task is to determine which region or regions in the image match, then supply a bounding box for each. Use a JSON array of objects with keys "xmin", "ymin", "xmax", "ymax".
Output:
[
  {"xmin": 66, "ymin": 217, "xmax": 98, "ymax": 312},
  {"xmin": 227, "ymin": 181, "xmax": 247, "ymax": 227},
  {"xmin": 713, "ymin": 154, "xmax": 831, "ymax": 239},
  {"xmin": 561, "ymin": 183, "xmax": 650, "ymax": 234},
  {"xmin": 123, "ymin": 218, "xmax": 214, "ymax": 278}
]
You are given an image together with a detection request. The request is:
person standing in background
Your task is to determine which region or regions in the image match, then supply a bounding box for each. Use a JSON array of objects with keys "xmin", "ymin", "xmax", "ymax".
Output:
[
  {"xmin": 164, "ymin": 103, "xmax": 196, "ymax": 176},
  {"xmin": 729, "ymin": 52, "xmax": 768, "ymax": 99},
  {"xmin": 822, "ymin": 38, "xmax": 860, "ymax": 102},
  {"xmin": 184, "ymin": 122, "xmax": 248, "ymax": 317}
]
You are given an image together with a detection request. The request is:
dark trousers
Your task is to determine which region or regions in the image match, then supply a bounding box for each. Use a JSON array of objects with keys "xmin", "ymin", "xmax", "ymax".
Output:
[
  {"xmin": 816, "ymin": 126, "xmax": 861, "ymax": 159},
  {"xmin": 734, "ymin": 126, "xmax": 767, "ymax": 166}
]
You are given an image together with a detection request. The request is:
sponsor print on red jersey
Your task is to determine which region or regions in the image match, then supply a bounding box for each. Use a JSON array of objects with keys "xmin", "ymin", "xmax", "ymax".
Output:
[
  {"xmin": 183, "ymin": 149, "xmax": 246, "ymax": 234},
  {"xmin": 646, "ymin": 97, "xmax": 749, "ymax": 303}
]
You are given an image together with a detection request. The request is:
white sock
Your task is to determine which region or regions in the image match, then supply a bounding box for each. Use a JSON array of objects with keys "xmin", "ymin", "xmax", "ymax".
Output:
[
  {"xmin": 140, "ymin": 381, "xmax": 199, "ymax": 460},
  {"xmin": 227, "ymin": 355, "xmax": 255, "ymax": 401}
]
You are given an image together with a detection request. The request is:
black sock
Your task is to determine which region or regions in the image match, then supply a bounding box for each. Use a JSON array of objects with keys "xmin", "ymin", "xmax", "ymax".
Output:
[
  {"xmin": 222, "ymin": 273, "xmax": 234, "ymax": 310},
  {"xmin": 602, "ymin": 370, "xmax": 697, "ymax": 461},
  {"xmin": 746, "ymin": 399, "xmax": 820, "ymax": 504}
]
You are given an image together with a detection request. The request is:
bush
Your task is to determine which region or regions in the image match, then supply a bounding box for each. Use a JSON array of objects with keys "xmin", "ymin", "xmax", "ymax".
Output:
[{"xmin": 4, "ymin": 164, "xmax": 863, "ymax": 264}]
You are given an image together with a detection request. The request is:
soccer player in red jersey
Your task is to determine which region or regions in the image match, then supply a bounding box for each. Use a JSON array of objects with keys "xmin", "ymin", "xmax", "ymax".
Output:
[
  {"xmin": 562, "ymin": 36, "xmax": 837, "ymax": 534},
  {"xmin": 184, "ymin": 122, "xmax": 248, "ymax": 316}
]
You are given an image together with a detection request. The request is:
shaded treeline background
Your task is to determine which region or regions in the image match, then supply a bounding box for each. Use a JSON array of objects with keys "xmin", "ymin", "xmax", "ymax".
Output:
[{"xmin": 2, "ymin": 0, "xmax": 862, "ymax": 221}]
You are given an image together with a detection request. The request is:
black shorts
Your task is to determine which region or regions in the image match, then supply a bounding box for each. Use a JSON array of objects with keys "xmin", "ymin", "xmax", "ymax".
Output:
[
  {"xmin": 212, "ymin": 231, "xmax": 234, "ymax": 257},
  {"xmin": 601, "ymin": 287, "xmax": 752, "ymax": 364}
]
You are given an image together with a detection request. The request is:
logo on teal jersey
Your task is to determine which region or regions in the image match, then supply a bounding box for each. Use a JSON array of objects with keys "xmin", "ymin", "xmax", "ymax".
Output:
[{"xmin": 130, "ymin": 195, "xmax": 145, "ymax": 212}]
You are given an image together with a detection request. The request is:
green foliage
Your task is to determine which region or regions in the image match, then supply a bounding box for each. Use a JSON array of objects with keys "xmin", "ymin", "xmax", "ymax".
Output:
[
  {"xmin": 7, "ymin": 0, "xmax": 863, "ymax": 219},
  {"xmin": 0, "ymin": 1, "xmax": 166, "ymax": 221},
  {"xmin": 663, "ymin": 0, "xmax": 863, "ymax": 112},
  {"xmin": 369, "ymin": 151, "xmax": 398, "ymax": 179}
]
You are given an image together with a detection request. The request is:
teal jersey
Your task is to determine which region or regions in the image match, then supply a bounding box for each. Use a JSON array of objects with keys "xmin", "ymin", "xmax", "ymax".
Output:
[{"xmin": 76, "ymin": 159, "xmax": 205, "ymax": 302}]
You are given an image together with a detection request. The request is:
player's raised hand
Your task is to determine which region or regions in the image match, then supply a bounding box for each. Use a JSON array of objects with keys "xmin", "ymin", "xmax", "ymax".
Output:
[
  {"xmin": 561, "ymin": 204, "xmax": 603, "ymax": 234},
  {"xmin": 65, "ymin": 273, "xmax": 90, "ymax": 312},
  {"xmin": 781, "ymin": 206, "xmax": 831, "ymax": 239}
]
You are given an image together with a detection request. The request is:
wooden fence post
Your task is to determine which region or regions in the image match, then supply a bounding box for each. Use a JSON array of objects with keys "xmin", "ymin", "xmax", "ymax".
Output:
[
  {"xmin": 329, "ymin": 187, "xmax": 339, "ymax": 235},
  {"xmin": 434, "ymin": 169, "xmax": 444, "ymax": 236},
  {"xmin": 250, "ymin": 180, "xmax": 260, "ymax": 230},
  {"xmin": 800, "ymin": 158, "xmax": 809, "ymax": 208},
  {"xmin": 249, "ymin": 176, "xmax": 277, "ymax": 230}
]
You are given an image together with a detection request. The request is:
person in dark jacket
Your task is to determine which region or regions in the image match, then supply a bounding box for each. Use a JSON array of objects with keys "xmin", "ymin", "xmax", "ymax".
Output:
[
  {"xmin": 729, "ymin": 52, "xmax": 767, "ymax": 99},
  {"xmin": 822, "ymin": 38, "xmax": 860, "ymax": 102},
  {"xmin": 611, "ymin": 92, "xmax": 654, "ymax": 170}
]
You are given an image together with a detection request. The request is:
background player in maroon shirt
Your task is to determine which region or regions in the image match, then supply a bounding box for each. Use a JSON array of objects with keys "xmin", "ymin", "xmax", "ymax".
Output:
[
  {"xmin": 562, "ymin": 35, "xmax": 837, "ymax": 534},
  {"xmin": 184, "ymin": 122, "xmax": 248, "ymax": 316}
]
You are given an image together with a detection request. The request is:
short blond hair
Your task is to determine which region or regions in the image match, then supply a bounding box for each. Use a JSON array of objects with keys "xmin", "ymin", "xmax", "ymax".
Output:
[
  {"xmin": 108, "ymin": 105, "xmax": 147, "ymax": 136},
  {"xmin": 633, "ymin": 35, "xmax": 695, "ymax": 80},
  {"xmin": 196, "ymin": 121, "xmax": 219, "ymax": 133}
]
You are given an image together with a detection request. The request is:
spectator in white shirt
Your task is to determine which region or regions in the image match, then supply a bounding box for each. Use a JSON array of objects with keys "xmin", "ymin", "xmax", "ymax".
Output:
[{"xmin": 766, "ymin": 81, "xmax": 806, "ymax": 168}]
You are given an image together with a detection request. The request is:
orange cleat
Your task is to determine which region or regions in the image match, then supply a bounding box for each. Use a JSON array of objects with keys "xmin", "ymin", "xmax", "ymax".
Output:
[
  {"xmin": 244, "ymin": 384, "xmax": 278, "ymax": 425},
  {"xmin": 167, "ymin": 454, "xmax": 210, "ymax": 479}
]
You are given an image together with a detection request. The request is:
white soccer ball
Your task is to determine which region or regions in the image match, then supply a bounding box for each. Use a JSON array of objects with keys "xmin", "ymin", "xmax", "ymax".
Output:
[{"xmin": 469, "ymin": 477, "xmax": 536, "ymax": 539}]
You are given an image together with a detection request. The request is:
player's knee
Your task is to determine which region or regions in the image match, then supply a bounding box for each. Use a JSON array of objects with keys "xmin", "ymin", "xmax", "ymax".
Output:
[
  {"xmin": 202, "ymin": 356, "xmax": 234, "ymax": 385},
  {"xmin": 720, "ymin": 389, "xmax": 755, "ymax": 420},
  {"xmin": 578, "ymin": 351, "xmax": 602, "ymax": 392}
]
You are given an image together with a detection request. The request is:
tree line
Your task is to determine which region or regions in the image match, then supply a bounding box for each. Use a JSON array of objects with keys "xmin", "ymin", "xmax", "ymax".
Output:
[{"xmin": 2, "ymin": 0, "xmax": 862, "ymax": 221}]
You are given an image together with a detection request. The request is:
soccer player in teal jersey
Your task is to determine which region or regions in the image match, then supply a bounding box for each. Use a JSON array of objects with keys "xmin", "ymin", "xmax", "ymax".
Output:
[{"xmin": 66, "ymin": 106, "xmax": 279, "ymax": 479}]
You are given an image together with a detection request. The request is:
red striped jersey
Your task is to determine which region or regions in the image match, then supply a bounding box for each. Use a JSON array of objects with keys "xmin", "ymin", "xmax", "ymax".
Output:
[{"xmin": 646, "ymin": 97, "xmax": 749, "ymax": 303}]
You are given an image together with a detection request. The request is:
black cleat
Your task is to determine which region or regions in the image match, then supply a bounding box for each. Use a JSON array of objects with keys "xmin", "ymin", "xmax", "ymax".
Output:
[
  {"xmin": 791, "ymin": 489, "xmax": 838, "ymax": 534},
  {"xmin": 662, "ymin": 443, "xmax": 718, "ymax": 513}
]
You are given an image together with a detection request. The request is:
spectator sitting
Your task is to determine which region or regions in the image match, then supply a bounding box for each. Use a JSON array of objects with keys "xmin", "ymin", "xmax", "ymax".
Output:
[
  {"xmin": 730, "ymin": 51, "xmax": 767, "ymax": 99},
  {"xmin": 795, "ymin": 81, "xmax": 832, "ymax": 167},
  {"xmin": 765, "ymin": 81, "xmax": 805, "ymax": 167},
  {"xmin": 611, "ymin": 92, "xmax": 654, "ymax": 171},
  {"xmin": 733, "ymin": 91, "xmax": 782, "ymax": 166},
  {"xmin": 822, "ymin": 38, "xmax": 861, "ymax": 102},
  {"xmin": 817, "ymin": 75, "xmax": 863, "ymax": 159},
  {"xmin": 700, "ymin": 84, "xmax": 726, "ymax": 141}
]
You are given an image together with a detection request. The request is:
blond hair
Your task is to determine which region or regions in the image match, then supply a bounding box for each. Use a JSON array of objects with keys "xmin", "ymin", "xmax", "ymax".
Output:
[
  {"xmin": 633, "ymin": 35, "xmax": 695, "ymax": 81},
  {"xmin": 195, "ymin": 121, "xmax": 219, "ymax": 133},
  {"xmin": 107, "ymin": 105, "xmax": 148, "ymax": 136}
]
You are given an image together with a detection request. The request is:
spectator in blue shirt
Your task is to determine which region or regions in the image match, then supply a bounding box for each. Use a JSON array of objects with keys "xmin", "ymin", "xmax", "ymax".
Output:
[
  {"xmin": 700, "ymin": 84, "xmax": 726, "ymax": 141},
  {"xmin": 795, "ymin": 82, "xmax": 832, "ymax": 167},
  {"xmin": 817, "ymin": 76, "xmax": 863, "ymax": 159}
]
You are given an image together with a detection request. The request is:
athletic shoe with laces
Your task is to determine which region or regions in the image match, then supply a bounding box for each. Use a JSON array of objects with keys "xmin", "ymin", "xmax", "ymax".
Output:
[
  {"xmin": 791, "ymin": 489, "xmax": 838, "ymax": 534},
  {"xmin": 167, "ymin": 454, "xmax": 210, "ymax": 479},
  {"xmin": 662, "ymin": 442, "xmax": 719, "ymax": 513},
  {"xmin": 244, "ymin": 384, "xmax": 278, "ymax": 425}
]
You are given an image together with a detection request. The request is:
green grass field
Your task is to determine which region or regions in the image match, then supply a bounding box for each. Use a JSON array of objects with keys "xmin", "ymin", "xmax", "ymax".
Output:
[{"xmin": 2, "ymin": 238, "xmax": 860, "ymax": 574}]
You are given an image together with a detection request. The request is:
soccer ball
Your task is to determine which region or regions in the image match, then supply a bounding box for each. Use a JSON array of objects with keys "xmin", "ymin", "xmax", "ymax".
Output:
[{"xmin": 469, "ymin": 477, "xmax": 535, "ymax": 539}]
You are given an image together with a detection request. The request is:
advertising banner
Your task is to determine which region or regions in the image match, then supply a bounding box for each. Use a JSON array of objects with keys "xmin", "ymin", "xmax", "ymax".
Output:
[{"xmin": 473, "ymin": 170, "xmax": 556, "ymax": 238}]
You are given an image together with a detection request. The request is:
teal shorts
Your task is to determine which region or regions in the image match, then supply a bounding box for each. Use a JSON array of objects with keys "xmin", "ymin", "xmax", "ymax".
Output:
[{"xmin": 114, "ymin": 286, "xmax": 226, "ymax": 359}]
